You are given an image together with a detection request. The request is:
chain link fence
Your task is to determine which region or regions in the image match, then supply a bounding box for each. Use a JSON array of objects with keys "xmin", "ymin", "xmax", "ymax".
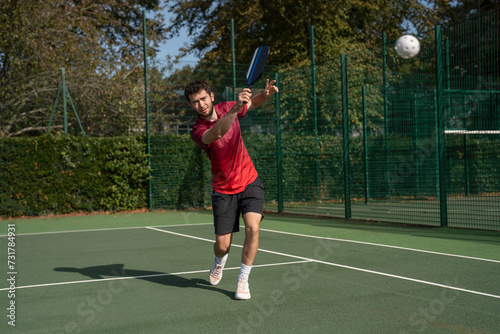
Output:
[
  {"xmin": 2, "ymin": 9, "xmax": 499, "ymax": 230},
  {"xmin": 148, "ymin": 9, "xmax": 500, "ymax": 230}
]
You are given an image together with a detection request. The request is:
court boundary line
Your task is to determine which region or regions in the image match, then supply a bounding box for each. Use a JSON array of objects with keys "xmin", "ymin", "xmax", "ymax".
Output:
[
  {"xmin": 259, "ymin": 227, "xmax": 500, "ymax": 264},
  {"xmin": 3, "ymin": 225, "xmax": 499, "ymax": 299},
  {"xmin": 147, "ymin": 227, "xmax": 500, "ymax": 300},
  {"xmin": 0, "ymin": 223, "xmax": 213, "ymax": 237},
  {"xmin": 3, "ymin": 223, "xmax": 498, "ymax": 263},
  {"xmin": 2, "ymin": 226, "xmax": 499, "ymax": 300},
  {"xmin": 4, "ymin": 222, "xmax": 498, "ymax": 263},
  {"xmin": 0, "ymin": 260, "xmax": 311, "ymax": 291}
]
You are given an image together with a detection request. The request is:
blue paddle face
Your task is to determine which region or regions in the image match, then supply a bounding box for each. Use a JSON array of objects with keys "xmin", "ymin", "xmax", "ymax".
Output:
[{"xmin": 246, "ymin": 46, "xmax": 270, "ymax": 88}]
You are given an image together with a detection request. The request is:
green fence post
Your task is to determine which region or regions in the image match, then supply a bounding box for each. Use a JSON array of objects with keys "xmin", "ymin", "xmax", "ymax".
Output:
[
  {"xmin": 463, "ymin": 95, "xmax": 470, "ymax": 196},
  {"xmin": 65, "ymin": 84, "xmax": 86, "ymax": 136},
  {"xmin": 48, "ymin": 68, "xmax": 85, "ymax": 136},
  {"xmin": 231, "ymin": 18, "xmax": 236, "ymax": 101},
  {"xmin": 464, "ymin": 132, "xmax": 469, "ymax": 196},
  {"xmin": 341, "ymin": 54, "xmax": 351, "ymax": 219},
  {"xmin": 62, "ymin": 68, "xmax": 68, "ymax": 134},
  {"xmin": 310, "ymin": 25, "xmax": 320, "ymax": 201},
  {"xmin": 412, "ymin": 93, "xmax": 419, "ymax": 198},
  {"xmin": 445, "ymin": 37, "xmax": 450, "ymax": 90},
  {"xmin": 362, "ymin": 86, "xmax": 369, "ymax": 204},
  {"xmin": 48, "ymin": 81, "xmax": 63, "ymax": 131},
  {"xmin": 142, "ymin": 10, "xmax": 152, "ymax": 211},
  {"xmin": 434, "ymin": 89, "xmax": 440, "ymax": 200},
  {"xmin": 382, "ymin": 33, "xmax": 390, "ymax": 197},
  {"xmin": 275, "ymin": 72, "xmax": 283, "ymax": 213},
  {"xmin": 435, "ymin": 25, "xmax": 448, "ymax": 227}
]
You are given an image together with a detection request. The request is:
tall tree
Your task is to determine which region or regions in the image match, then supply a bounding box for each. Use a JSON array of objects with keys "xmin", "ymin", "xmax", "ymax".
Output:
[
  {"xmin": 0, "ymin": 0, "xmax": 167, "ymax": 137},
  {"xmin": 166, "ymin": 0, "xmax": 438, "ymax": 65},
  {"xmin": 432, "ymin": 0, "xmax": 500, "ymax": 23}
]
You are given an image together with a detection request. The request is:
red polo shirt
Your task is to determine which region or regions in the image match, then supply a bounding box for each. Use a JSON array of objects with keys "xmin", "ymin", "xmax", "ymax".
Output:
[{"xmin": 191, "ymin": 101, "xmax": 258, "ymax": 194}]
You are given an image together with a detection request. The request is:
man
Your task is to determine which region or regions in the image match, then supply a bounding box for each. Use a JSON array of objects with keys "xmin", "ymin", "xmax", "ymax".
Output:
[{"xmin": 185, "ymin": 79, "xmax": 278, "ymax": 300}]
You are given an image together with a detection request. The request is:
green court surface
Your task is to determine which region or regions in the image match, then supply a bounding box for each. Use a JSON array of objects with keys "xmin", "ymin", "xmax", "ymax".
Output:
[{"xmin": 1, "ymin": 210, "xmax": 500, "ymax": 333}]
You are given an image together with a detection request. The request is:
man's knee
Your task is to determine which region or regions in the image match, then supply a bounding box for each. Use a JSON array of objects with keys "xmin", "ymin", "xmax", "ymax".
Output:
[
  {"xmin": 243, "ymin": 213, "xmax": 261, "ymax": 235},
  {"xmin": 215, "ymin": 234, "xmax": 232, "ymax": 253}
]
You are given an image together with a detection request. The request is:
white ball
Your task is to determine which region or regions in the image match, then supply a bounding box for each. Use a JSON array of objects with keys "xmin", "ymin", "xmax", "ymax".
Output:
[{"xmin": 394, "ymin": 35, "xmax": 421, "ymax": 59}]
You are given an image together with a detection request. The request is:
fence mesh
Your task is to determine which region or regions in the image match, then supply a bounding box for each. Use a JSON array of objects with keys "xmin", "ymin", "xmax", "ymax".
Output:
[
  {"xmin": 147, "ymin": 62, "xmax": 280, "ymax": 210},
  {"xmin": 147, "ymin": 9, "xmax": 500, "ymax": 230},
  {"xmin": 2, "ymin": 9, "xmax": 499, "ymax": 230},
  {"xmin": 441, "ymin": 9, "xmax": 500, "ymax": 229}
]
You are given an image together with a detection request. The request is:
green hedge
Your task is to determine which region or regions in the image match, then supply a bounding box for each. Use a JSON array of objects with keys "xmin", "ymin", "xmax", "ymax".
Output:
[
  {"xmin": 149, "ymin": 134, "xmax": 212, "ymax": 210},
  {"xmin": 146, "ymin": 133, "xmax": 500, "ymax": 209},
  {"xmin": 1, "ymin": 132, "xmax": 498, "ymax": 218},
  {"xmin": 0, "ymin": 133, "xmax": 149, "ymax": 217}
]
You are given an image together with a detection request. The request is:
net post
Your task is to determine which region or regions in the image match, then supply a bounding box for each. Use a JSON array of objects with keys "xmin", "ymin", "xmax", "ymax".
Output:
[
  {"xmin": 435, "ymin": 25, "xmax": 448, "ymax": 227},
  {"xmin": 341, "ymin": 54, "xmax": 351, "ymax": 219}
]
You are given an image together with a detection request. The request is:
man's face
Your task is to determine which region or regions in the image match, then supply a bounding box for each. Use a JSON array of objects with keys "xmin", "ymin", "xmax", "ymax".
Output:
[{"xmin": 188, "ymin": 90, "xmax": 215, "ymax": 119}]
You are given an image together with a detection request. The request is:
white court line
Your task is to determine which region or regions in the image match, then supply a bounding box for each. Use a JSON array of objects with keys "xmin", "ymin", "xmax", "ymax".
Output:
[
  {"xmin": 4, "ymin": 222, "xmax": 497, "ymax": 264},
  {"xmin": 146, "ymin": 227, "xmax": 500, "ymax": 300},
  {"xmin": 260, "ymin": 228, "xmax": 500, "ymax": 264},
  {"xmin": 0, "ymin": 260, "xmax": 311, "ymax": 292},
  {"xmin": 2, "ymin": 225, "xmax": 499, "ymax": 299},
  {"xmin": 0, "ymin": 223, "xmax": 213, "ymax": 237}
]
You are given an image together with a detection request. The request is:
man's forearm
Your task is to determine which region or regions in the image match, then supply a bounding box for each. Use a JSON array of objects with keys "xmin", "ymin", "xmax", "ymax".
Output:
[
  {"xmin": 249, "ymin": 92, "xmax": 270, "ymax": 110},
  {"xmin": 202, "ymin": 103, "xmax": 243, "ymax": 145}
]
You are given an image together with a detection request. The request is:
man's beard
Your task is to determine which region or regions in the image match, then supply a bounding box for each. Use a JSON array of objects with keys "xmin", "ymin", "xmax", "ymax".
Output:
[{"xmin": 203, "ymin": 105, "xmax": 215, "ymax": 119}]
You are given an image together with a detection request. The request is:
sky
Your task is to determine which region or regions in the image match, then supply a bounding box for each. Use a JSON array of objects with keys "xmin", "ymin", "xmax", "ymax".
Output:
[{"xmin": 150, "ymin": 8, "xmax": 200, "ymax": 66}]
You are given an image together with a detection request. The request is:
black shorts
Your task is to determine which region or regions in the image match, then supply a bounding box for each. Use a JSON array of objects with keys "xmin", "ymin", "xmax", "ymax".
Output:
[{"xmin": 211, "ymin": 176, "xmax": 264, "ymax": 235}]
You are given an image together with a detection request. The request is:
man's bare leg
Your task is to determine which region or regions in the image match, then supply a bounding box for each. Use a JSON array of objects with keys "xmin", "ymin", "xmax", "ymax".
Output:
[
  {"xmin": 236, "ymin": 212, "xmax": 262, "ymax": 300},
  {"xmin": 209, "ymin": 233, "xmax": 233, "ymax": 285},
  {"xmin": 241, "ymin": 212, "xmax": 261, "ymax": 265},
  {"xmin": 214, "ymin": 233, "xmax": 233, "ymax": 258}
]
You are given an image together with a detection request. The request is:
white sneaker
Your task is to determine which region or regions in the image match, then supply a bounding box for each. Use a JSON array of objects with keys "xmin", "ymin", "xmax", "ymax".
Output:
[
  {"xmin": 235, "ymin": 276, "xmax": 251, "ymax": 300},
  {"xmin": 209, "ymin": 259, "xmax": 223, "ymax": 285}
]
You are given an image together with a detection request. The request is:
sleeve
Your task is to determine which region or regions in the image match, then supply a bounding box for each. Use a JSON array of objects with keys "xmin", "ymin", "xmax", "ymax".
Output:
[
  {"xmin": 217, "ymin": 101, "xmax": 247, "ymax": 118},
  {"xmin": 238, "ymin": 103, "xmax": 248, "ymax": 118},
  {"xmin": 219, "ymin": 101, "xmax": 247, "ymax": 118},
  {"xmin": 191, "ymin": 123, "xmax": 209, "ymax": 149}
]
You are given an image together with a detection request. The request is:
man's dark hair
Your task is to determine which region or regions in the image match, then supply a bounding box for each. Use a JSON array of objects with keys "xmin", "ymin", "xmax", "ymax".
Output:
[{"xmin": 184, "ymin": 80, "xmax": 212, "ymax": 103}]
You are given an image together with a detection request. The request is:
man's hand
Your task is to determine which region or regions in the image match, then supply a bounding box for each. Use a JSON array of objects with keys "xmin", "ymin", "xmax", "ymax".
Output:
[
  {"xmin": 238, "ymin": 88, "xmax": 252, "ymax": 107},
  {"xmin": 246, "ymin": 79, "xmax": 279, "ymax": 111},
  {"xmin": 264, "ymin": 79, "xmax": 279, "ymax": 97}
]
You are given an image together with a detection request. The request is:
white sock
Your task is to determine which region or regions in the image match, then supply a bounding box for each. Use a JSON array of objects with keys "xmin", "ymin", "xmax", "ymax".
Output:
[
  {"xmin": 239, "ymin": 263, "xmax": 252, "ymax": 280},
  {"xmin": 216, "ymin": 254, "xmax": 228, "ymax": 266}
]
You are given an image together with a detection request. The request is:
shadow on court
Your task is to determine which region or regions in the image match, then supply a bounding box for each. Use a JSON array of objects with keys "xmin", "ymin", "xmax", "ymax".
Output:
[{"xmin": 54, "ymin": 264, "xmax": 234, "ymax": 299}]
